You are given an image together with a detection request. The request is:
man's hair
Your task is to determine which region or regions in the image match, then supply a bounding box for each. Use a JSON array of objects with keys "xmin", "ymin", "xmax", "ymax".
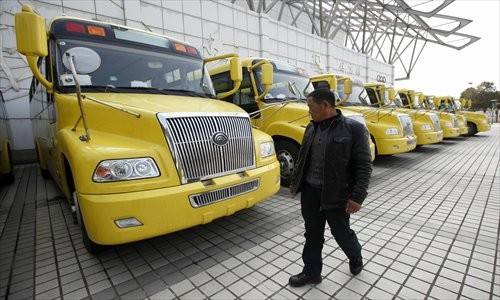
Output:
[{"xmin": 308, "ymin": 88, "xmax": 337, "ymax": 107}]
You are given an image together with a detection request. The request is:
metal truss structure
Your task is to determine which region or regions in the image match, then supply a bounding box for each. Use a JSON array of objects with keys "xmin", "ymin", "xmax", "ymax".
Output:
[{"xmin": 231, "ymin": 0, "xmax": 480, "ymax": 80}]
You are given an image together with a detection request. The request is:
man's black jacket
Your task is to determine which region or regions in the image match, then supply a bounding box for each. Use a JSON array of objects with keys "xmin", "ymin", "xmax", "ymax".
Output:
[{"xmin": 290, "ymin": 110, "xmax": 373, "ymax": 209}]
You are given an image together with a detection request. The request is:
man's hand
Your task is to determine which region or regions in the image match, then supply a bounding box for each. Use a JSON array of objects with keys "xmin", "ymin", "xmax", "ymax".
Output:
[
  {"xmin": 290, "ymin": 185, "xmax": 297, "ymax": 196},
  {"xmin": 346, "ymin": 199, "xmax": 361, "ymax": 214}
]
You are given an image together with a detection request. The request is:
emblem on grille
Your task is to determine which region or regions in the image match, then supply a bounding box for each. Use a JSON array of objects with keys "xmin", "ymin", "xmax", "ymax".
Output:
[{"xmin": 211, "ymin": 131, "xmax": 229, "ymax": 146}]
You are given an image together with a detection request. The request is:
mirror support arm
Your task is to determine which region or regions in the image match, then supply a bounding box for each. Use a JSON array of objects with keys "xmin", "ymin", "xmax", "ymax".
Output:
[
  {"xmin": 27, "ymin": 56, "xmax": 53, "ymax": 93},
  {"xmin": 67, "ymin": 54, "xmax": 91, "ymax": 141}
]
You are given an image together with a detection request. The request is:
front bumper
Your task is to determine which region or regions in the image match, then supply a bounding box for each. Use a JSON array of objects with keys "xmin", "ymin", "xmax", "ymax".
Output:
[
  {"xmin": 415, "ymin": 130, "xmax": 443, "ymax": 145},
  {"xmin": 459, "ymin": 126, "xmax": 468, "ymax": 135},
  {"xmin": 78, "ymin": 161, "xmax": 281, "ymax": 245},
  {"xmin": 443, "ymin": 127, "xmax": 460, "ymax": 138},
  {"xmin": 375, "ymin": 135, "xmax": 417, "ymax": 155}
]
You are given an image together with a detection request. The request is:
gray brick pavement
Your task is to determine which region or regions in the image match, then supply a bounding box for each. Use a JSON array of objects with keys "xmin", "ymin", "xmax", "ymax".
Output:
[{"xmin": 0, "ymin": 125, "xmax": 498, "ymax": 299}]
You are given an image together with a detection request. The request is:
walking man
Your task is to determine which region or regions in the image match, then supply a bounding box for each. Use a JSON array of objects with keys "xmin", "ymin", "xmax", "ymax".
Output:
[{"xmin": 289, "ymin": 88, "xmax": 373, "ymax": 287}]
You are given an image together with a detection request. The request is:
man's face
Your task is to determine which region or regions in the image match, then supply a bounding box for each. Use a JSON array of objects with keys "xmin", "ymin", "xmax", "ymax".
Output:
[{"xmin": 307, "ymin": 96, "xmax": 328, "ymax": 122}]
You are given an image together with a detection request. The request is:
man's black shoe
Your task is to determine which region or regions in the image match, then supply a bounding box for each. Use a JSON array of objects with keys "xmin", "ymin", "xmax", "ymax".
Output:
[
  {"xmin": 288, "ymin": 273, "xmax": 322, "ymax": 287},
  {"xmin": 349, "ymin": 257, "xmax": 363, "ymax": 275}
]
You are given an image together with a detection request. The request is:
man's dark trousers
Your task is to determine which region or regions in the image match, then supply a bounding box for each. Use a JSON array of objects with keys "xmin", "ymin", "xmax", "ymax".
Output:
[{"xmin": 300, "ymin": 183, "xmax": 362, "ymax": 276}]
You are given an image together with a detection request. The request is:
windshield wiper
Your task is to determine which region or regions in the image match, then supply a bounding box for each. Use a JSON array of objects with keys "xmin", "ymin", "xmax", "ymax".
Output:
[
  {"xmin": 263, "ymin": 96, "xmax": 305, "ymax": 103},
  {"xmin": 85, "ymin": 86, "xmax": 213, "ymax": 98}
]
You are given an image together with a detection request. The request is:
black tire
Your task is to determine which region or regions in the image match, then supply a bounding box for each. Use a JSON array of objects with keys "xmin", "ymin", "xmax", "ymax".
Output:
[
  {"xmin": 73, "ymin": 192, "xmax": 103, "ymax": 254},
  {"xmin": 275, "ymin": 139, "xmax": 300, "ymax": 187},
  {"xmin": 466, "ymin": 122, "xmax": 477, "ymax": 136}
]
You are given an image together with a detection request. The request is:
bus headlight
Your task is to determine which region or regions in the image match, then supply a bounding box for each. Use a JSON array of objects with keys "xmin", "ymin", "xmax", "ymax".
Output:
[
  {"xmin": 93, "ymin": 158, "xmax": 160, "ymax": 182},
  {"xmin": 421, "ymin": 124, "xmax": 432, "ymax": 131},
  {"xmin": 385, "ymin": 128, "xmax": 399, "ymax": 135},
  {"xmin": 260, "ymin": 141, "xmax": 275, "ymax": 158}
]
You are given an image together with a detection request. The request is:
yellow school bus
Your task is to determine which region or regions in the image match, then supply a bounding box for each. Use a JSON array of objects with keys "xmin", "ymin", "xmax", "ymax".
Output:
[
  {"xmin": 398, "ymin": 91, "xmax": 461, "ymax": 139},
  {"xmin": 310, "ymin": 75, "xmax": 417, "ymax": 156},
  {"xmin": 434, "ymin": 96, "xmax": 490, "ymax": 136},
  {"xmin": 209, "ymin": 57, "xmax": 375, "ymax": 187},
  {"xmin": 15, "ymin": 5, "xmax": 280, "ymax": 252},
  {"xmin": 364, "ymin": 83, "xmax": 443, "ymax": 145}
]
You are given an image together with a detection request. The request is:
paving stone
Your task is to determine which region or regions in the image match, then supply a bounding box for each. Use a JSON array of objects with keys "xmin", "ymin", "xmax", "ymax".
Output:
[
  {"xmin": 88, "ymin": 280, "xmax": 112, "ymax": 295},
  {"xmin": 142, "ymin": 279, "xmax": 168, "ymax": 297},
  {"xmin": 62, "ymin": 286, "xmax": 88, "ymax": 300},
  {"xmin": 1, "ymin": 127, "xmax": 499, "ymax": 300}
]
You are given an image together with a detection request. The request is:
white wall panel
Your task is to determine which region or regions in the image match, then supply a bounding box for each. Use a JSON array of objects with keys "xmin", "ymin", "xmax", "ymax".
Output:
[
  {"xmin": 182, "ymin": 0, "xmax": 201, "ymax": 18},
  {"xmin": 162, "ymin": 0, "xmax": 182, "ymax": 12},
  {"xmin": 183, "ymin": 15, "xmax": 202, "ymax": 37},
  {"xmin": 218, "ymin": 4, "xmax": 233, "ymax": 27},
  {"xmin": 163, "ymin": 9, "xmax": 184, "ymax": 34},
  {"xmin": 233, "ymin": 10, "xmax": 248, "ymax": 31},
  {"xmin": 124, "ymin": 0, "xmax": 141, "ymax": 23},
  {"xmin": 6, "ymin": 120, "xmax": 34, "ymax": 150},
  {"xmin": 61, "ymin": 0, "xmax": 95, "ymax": 13},
  {"xmin": 234, "ymin": 29, "xmax": 248, "ymax": 48},
  {"xmin": 201, "ymin": 1, "xmax": 218, "ymax": 22},
  {"xmin": 95, "ymin": 0, "xmax": 124, "ymax": 20},
  {"xmin": 141, "ymin": 2, "xmax": 163, "ymax": 28}
]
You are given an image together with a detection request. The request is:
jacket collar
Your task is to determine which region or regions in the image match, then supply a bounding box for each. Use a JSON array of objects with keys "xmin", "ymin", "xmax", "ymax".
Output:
[{"xmin": 313, "ymin": 109, "xmax": 343, "ymax": 131}]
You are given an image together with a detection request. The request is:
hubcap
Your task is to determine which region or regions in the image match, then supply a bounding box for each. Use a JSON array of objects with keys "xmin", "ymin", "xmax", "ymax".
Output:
[{"xmin": 277, "ymin": 150, "xmax": 295, "ymax": 179}]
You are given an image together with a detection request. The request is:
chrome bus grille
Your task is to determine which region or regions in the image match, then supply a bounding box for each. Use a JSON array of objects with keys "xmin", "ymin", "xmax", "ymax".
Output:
[
  {"xmin": 450, "ymin": 114, "xmax": 458, "ymax": 127},
  {"xmin": 398, "ymin": 114, "xmax": 414, "ymax": 137},
  {"xmin": 429, "ymin": 113, "xmax": 441, "ymax": 131},
  {"xmin": 158, "ymin": 112, "xmax": 255, "ymax": 183},
  {"xmin": 189, "ymin": 179, "xmax": 260, "ymax": 207}
]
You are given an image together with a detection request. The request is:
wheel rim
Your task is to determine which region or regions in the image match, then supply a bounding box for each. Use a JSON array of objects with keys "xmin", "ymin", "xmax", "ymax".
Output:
[{"xmin": 277, "ymin": 150, "xmax": 295, "ymax": 179}]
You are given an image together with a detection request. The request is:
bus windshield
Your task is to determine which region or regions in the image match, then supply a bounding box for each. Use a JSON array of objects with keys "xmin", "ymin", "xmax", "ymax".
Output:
[
  {"xmin": 338, "ymin": 82, "xmax": 370, "ymax": 106},
  {"xmin": 54, "ymin": 39, "xmax": 215, "ymax": 98},
  {"xmin": 261, "ymin": 71, "xmax": 314, "ymax": 101}
]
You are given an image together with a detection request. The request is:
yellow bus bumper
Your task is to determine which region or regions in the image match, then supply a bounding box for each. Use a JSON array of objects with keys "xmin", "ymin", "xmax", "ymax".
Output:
[
  {"xmin": 415, "ymin": 130, "xmax": 443, "ymax": 145},
  {"xmin": 459, "ymin": 126, "xmax": 468, "ymax": 135},
  {"xmin": 443, "ymin": 127, "xmax": 460, "ymax": 138},
  {"xmin": 375, "ymin": 136, "xmax": 417, "ymax": 155},
  {"xmin": 78, "ymin": 161, "xmax": 280, "ymax": 245}
]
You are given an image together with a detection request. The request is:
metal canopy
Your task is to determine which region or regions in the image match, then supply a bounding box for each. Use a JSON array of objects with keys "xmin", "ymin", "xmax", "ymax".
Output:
[{"xmin": 231, "ymin": 0, "xmax": 480, "ymax": 80}]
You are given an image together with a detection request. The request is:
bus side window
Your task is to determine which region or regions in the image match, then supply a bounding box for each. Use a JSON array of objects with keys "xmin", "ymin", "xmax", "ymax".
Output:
[
  {"xmin": 365, "ymin": 88, "xmax": 379, "ymax": 106},
  {"xmin": 211, "ymin": 72, "xmax": 234, "ymax": 103}
]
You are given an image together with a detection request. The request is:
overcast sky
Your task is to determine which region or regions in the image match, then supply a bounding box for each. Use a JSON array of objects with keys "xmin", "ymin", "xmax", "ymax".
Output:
[{"xmin": 396, "ymin": 0, "xmax": 500, "ymax": 98}]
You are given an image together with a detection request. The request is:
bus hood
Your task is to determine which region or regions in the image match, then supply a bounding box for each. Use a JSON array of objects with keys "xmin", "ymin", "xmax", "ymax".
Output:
[{"xmin": 86, "ymin": 93, "xmax": 246, "ymax": 114}]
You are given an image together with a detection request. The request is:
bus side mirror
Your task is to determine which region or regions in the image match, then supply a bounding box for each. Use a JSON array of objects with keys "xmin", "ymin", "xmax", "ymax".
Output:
[
  {"xmin": 343, "ymin": 79, "xmax": 352, "ymax": 95},
  {"xmin": 379, "ymin": 85, "xmax": 386, "ymax": 98},
  {"xmin": 15, "ymin": 5, "xmax": 53, "ymax": 92},
  {"xmin": 329, "ymin": 77, "xmax": 337, "ymax": 90},
  {"xmin": 15, "ymin": 5, "xmax": 47, "ymax": 57},
  {"xmin": 251, "ymin": 60, "xmax": 273, "ymax": 101},
  {"xmin": 229, "ymin": 57, "xmax": 242, "ymax": 82},
  {"xmin": 260, "ymin": 63, "xmax": 273, "ymax": 86},
  {"xmin": 387, "ymin": 88, "xmax": 395, "ymax": 101}
]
